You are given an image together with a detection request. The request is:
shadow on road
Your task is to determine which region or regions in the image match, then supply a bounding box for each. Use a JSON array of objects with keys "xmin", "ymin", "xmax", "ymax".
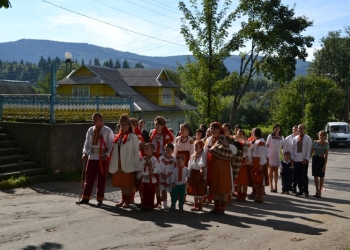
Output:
[{"xmin": 22, "ymin": 242, "xmax": 63, "ymax": 250}]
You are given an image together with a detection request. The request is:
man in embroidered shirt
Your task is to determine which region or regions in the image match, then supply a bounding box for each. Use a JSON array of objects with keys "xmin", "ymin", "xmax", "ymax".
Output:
[
  {"xmin": 77, "ymin": 113, "xmax": 114, "ymax": 206},
  {"xmin": 291, "ymin": 124, "xmax": 312, "ymax": 197}
]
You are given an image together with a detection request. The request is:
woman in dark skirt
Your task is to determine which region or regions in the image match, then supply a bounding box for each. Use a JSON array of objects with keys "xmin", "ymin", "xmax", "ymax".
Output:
[{"xmin": 311, "ymin": 130, "xmax": 329, "ymax": 198}]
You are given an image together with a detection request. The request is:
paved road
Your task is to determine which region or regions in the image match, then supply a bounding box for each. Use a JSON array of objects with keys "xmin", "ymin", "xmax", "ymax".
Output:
[{"xmin": 1, "ymin": 147, "xmax": 350, "ymax": 250}]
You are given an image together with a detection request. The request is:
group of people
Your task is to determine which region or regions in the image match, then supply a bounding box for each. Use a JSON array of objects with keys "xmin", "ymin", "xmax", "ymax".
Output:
[{"xmin": 77, "ymin": 112, "xmax": 329, "ymax": 214}]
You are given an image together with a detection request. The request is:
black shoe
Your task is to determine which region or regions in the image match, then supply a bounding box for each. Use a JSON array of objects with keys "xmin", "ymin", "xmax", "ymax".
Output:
[
  {"xmin": 291, "ymin": 190, "xmax": 297, "ymax": 194},
  {"xmin": 76, "ymin": 199, "xmax": 89, "ymax": 204},
  {"xmin": 296, "ymin": 192, "xmax": 303, "ymax": 196},
  {"xmin": 304, "ymin": 193, "xmax": 309, "ymax": 198},
  {"xmin": 97, "ymin": 201, "xmax": 103, "ymax": 207}
]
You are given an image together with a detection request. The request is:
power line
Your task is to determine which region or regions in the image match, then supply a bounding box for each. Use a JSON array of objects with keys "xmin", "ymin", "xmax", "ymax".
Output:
[
  {"xmin": 141, "ymin": 0, "xmax": 182, "ymax": 15},
  {"xmin": 124, "ymin": 0, "xmax": 179, "ymax": 21},
  {"xmin": 40, "ymin": 0, "xmax": 186, "ymax": 48},
  {"xmin": 151, "ymin": 0, "xmax": 180, "ymax": 12},
  {"xmin": 94, "ymin": 0, "xmax": 178, "ymax": 31}
]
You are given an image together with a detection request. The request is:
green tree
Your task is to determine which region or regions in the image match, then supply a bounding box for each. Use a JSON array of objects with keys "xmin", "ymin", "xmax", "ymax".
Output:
[
  {"xmin": 115, "ymin": 59, "xmax": 121, "ymax": 68},
  {"xmin": 227, "ymin": 0, "xmax": 314, "ymax": 124},
  {"xmin": 122, "ymin": 59, "xmax": 130, "ymax": 69},
  {"xmin": 179, "ymin": 0, "xmax": 313, "ymax": 125},
  {"xmin": 308, "ymin": 27, "xmax": 350, "ymax": 122},
  {"xmin": 0, "ymin": 0, "xmax": 11, "ymax": 8},
  {"xmin": 273, "ymin": 75, "xmax": 344, "ymax": 139},
  {"xmin": 135, "ymin": 62, "xmax": 144, "ymax": 68},
  {"xmin": 178, "ymin": 0, "xmax": 240, "ymax": 123},
  {"xmin": 94, "ymin": 58, "xmax": 101, "ymax": 66}
]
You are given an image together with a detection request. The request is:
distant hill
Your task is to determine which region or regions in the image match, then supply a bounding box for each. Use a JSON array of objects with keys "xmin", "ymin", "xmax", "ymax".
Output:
[{"xmin": 0, "ymin": 39, "xmax": 309, "ymax": 74}]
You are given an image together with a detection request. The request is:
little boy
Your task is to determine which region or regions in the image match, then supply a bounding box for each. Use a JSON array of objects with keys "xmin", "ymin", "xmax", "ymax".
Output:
[
  {"xmin": 279, "ymin": 151, "xmax": 294, "ymax": 194},
  {"xmin": 170, "ymin": 155, "xmax": 189, "ymax": 211},
  {"xmin": 139, "ymin": 143, "xmax": 160, "ymax": 211},
  {"xmin": 158, "ymin": 143, "xmax": 176, "ymax": 210}
]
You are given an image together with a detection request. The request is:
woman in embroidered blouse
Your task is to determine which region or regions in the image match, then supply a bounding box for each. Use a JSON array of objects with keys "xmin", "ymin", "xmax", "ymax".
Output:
[
  {"xmin": 311, "ymin": 130, "xmax": 329, "ymax": 198},
  {"xmin": 109, "ymin": 113, "xmax": 140, "ymax": 208},
  {"xmin": 174, "ymin": 122, "xmax": 195, "ymax": 166},
  {"xmin": 204, "ymin": 122, "xmax": 237, "ymax": 214},
  {"xmin": 266, "ymin": 124, "xmax": 284, "ymax": 193}
]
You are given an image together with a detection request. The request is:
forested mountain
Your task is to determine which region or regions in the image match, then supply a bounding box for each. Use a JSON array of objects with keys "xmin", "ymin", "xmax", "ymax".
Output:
[{"xmin": 0, "ymin": 39, "xmax": 309, "ymax": 77}]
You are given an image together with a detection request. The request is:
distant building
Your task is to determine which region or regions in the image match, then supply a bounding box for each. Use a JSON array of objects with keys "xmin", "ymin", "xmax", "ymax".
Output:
[
  {"xmin": 0, "ymin": 80, "xmax": 36, "ymax": 94},
  {"xmin": 57, "ymin": 65, "xmax": 196, "ymax": 130}
]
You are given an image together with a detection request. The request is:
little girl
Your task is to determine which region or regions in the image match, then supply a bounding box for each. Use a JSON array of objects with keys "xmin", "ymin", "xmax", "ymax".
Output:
[
  {"xmin": 158, "ymin": 143, "xmax": 176, "ymax": 210},
  {"xmin": 234, "ymin": 129, "xmax": 252, "ymax": 201},
  {"xmin": 187, "ymin": 140, "xmax": 207, "ymax": 211}
]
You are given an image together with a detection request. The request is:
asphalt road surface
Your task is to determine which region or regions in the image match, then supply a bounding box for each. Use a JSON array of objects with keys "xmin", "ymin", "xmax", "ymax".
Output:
[{"xmin": 1, "ymin": 147, "xmax": 350, "ymax": 250}]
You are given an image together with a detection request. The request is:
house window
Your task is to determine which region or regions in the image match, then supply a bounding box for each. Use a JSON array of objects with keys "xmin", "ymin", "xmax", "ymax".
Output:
[
  {"xmin": 162, "ymin": 88, "xmax": 172, "ymax": 104},
  {"xmin": 146, "ymin": 122, "xmax": 154, "ymax": 132},
  {"xmin": 72, "ymin": 86, "xmax": 90, "ymax": 97}
]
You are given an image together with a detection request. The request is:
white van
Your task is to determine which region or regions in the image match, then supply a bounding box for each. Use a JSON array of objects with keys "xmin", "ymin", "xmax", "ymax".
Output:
[{"xmin": 325, "ymin": 122, "xmax": 350, "ymax": 147}]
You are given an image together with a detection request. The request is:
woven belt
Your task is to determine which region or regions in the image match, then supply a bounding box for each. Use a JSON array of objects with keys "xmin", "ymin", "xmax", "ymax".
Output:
[{"xmin": 90, "ymin": 148, "xmax": 106, "ymax": 155}]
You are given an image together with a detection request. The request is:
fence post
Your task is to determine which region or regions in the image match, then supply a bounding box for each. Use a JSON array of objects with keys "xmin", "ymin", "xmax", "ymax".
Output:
[
  {"xmin": 0, "ymin": 95, "xmax": 3, "ymax": 121},
  {"xmin": 50, "ymin": 64, "xmax": 56, "ymax": 124},
  {"xmin": 129, "ymin": 97, "xmax": 133, "ymax": 117}
]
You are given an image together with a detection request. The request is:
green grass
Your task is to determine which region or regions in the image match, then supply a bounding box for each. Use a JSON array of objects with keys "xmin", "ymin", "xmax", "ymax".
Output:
[
  {"xmin": 0, "ymin": 171, "xmax": 83, "ymax": 190},
  {"xmin": 0, "ymin": 175, "xmax": 29, "ymax": 190}
]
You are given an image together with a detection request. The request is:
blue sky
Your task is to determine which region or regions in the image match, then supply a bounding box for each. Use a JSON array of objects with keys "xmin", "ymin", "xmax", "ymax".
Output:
[{"xmin": 0, "ymin": 0, "xmax": 349, "ymax": 61}]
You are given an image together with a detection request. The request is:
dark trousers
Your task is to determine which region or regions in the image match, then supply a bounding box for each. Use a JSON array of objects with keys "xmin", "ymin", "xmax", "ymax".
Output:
[
  {"xmin": 282, "ymin": 174, "xmax": 292, "ymax": 192},
  {"xmin": 294, "ymin": 161, "xmax": 309, "ymax": 194},
  {"xmin": 291, "ymin": 168, "xmax": 297, "ymax": 191},
  {"xmin": 83, "ymin": 159, "xmax": 109, "ymax": 201},
  {"xmin": 142, "ymin": 182, "xmax": 156, "ymax": 210},
  {"xmin": 171, "ymin": 184, "xmax": 186, "ymax": 208}
]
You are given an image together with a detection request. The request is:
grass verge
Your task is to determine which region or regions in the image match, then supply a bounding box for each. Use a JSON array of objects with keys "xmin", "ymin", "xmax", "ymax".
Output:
[{"xmin": 0, "ymin": 171, "xmax": 83, "ymax": 190}]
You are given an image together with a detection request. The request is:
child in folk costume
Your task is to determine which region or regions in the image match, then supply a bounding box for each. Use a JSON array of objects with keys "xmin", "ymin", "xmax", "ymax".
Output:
[
  {"xmin": 187, "ymin": 140, "xmax": 207, "ymax": 211},
  {"xmin": 266, "ymin": 124, "xmax": 284, "ymax": 193},
  {"xmin": 139, "ymin": 143, "xmax": 161, "ymax": 211},
  {"xmin": 279, "ymin": 151, "xmax": 294, "ymax": 195},
  {"xmin": 247, "ymin": 128, "xmax": 257, "ymax": 199},
  {"xmin": 251, "ymin": 128, "xmax": 269, "ymax": 203},
  {"xmin": 149, "ymin": 116, "xmax": 174, "ymax": 207},
  {"xmin": 158, "ymin": 143, "xmax": 176, "ymax": 210},
  {"xmin": 170, "ymin": 155, "xmax": 189, "ymax": 211},
  {"xmin": 130, "ymin": 118, "xmax": 145, "ymax": 204},
  {"xmin": 234, "ymin": 129, "xmax": 252, "ymax": 201}
]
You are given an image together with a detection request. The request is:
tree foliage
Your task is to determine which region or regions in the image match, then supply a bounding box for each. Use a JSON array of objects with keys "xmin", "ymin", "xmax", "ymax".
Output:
[
  {"xmin": 272, "ymin": 75, "xmax": 344, "ymax": 139},
  {"xmin": 178, "ymin": 0, "xmax": 314, "ymax": 125},
  {"xmin": 135, "ymin": 62, "xmax": 144, "ymax": 68},
  {"xmin": 122, "ymin": 59, "xmax": 130, "ymax": 69},
  {"xmin": 178, "ymin": 0, "xmax": 240, "ymax": 124},
  {"xmin": 0, "ymin": 0, "xmax": 11, "ymax": 8},
  {"xmin": 308, "ymin": 27, "xmax": 350, "ymax": 122}
]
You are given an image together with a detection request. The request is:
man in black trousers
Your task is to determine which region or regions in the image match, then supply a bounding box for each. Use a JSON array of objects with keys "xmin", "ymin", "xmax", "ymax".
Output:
[
  {"xmin": 139, "ymin": 119, "xmax": 150, "ymax": 143},
  {"xmin": 291, "ymin": 124, "xmax": 312, "ymax": 197}
]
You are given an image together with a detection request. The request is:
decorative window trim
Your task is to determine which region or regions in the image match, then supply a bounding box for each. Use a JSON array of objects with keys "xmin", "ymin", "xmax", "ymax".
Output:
[
  {"xmin": 162, "ymin": 88, "xmax": 172, "ymax": 104},
  {"xmin": 72, "ymin": 85, "xmax": 90, "ymax": 97}
]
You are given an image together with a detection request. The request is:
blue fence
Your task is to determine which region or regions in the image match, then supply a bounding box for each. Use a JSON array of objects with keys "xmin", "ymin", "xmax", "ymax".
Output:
[{"xmin": 0, "ymin": 94, "xmax": 132, "ymax": 123}]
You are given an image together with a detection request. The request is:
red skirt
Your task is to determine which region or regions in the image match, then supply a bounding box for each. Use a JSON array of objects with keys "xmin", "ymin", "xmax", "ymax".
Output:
[
  {"xmin": 187, "ymin": 169, "xmax": 206, "ymax": 197},
  {"xmin": 234, "ymin": 158, "xmax": 250, "ymax": 186},
  {"xmin": 251, "ymin": 157, "xmax": 269, "ymax": 186},
  {"xmin": 111, "ymin": 144, "xmax": 135, "ymax": 188},
  {"xmin": 209, "ymin": 155, "xmax": 232, "ymax": 194}
]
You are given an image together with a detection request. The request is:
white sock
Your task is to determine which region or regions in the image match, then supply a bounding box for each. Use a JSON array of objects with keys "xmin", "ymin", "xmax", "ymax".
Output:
[{"xmin": 163, "ymin": 201, "xmax": 167, "ymax": 207}]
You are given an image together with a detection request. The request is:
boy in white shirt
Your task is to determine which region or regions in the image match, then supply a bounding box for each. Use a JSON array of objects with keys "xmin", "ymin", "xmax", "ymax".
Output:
[
  {"xmin": 139, "ymin": 143, "xmax": 160, "ymax": 211},
  {"xmin": 170, "ymin": 155, "xmax": 189, "ymax": 211}
]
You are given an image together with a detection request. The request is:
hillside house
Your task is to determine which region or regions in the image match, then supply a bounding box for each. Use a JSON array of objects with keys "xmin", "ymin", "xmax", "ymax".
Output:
[{"xmin": 57, "ymin": 65, "xmax": 195, "ymax": 131}]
